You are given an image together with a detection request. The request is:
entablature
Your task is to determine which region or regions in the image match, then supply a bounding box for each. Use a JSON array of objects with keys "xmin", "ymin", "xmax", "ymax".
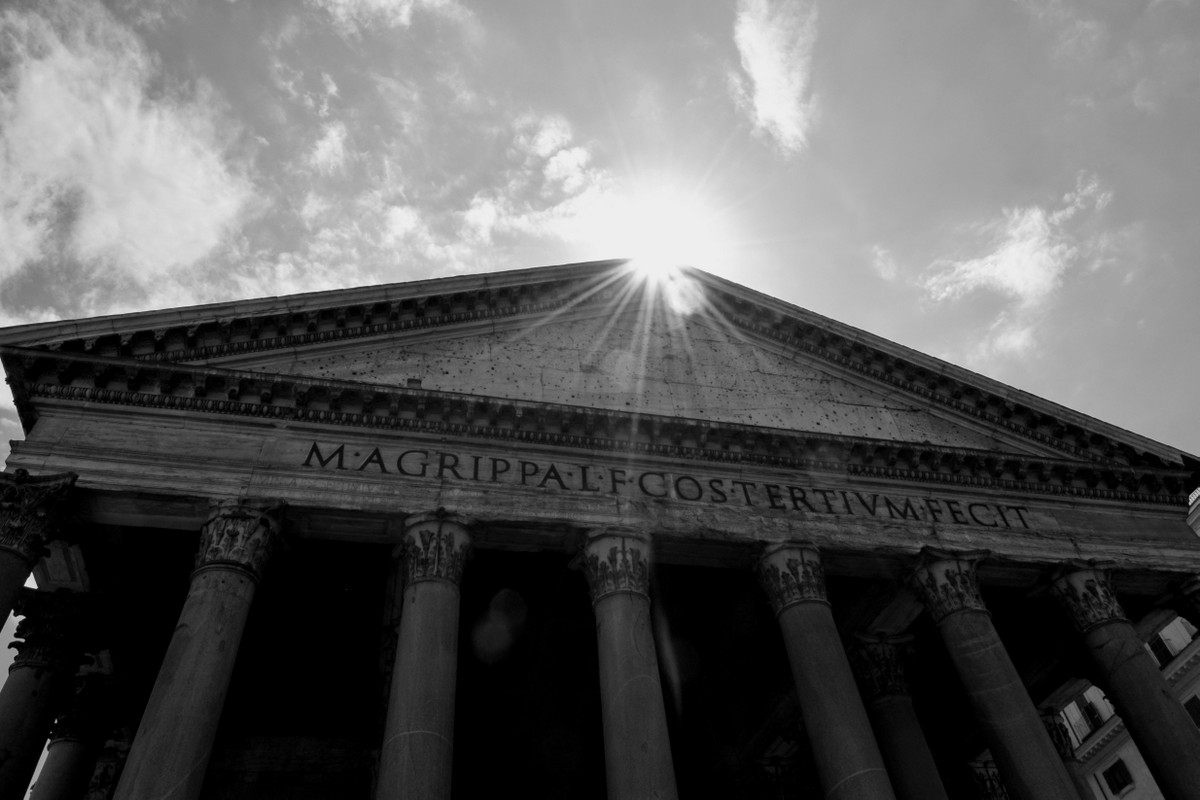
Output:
[{"xmin": 4, "ymin": 346, "xmax": 1191, "ymax": 507}]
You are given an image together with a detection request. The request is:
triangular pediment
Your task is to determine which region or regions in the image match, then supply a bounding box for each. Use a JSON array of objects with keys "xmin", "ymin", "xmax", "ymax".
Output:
[
  {"xmin": 1, "ymin": 260, "xmax": 1194, "ymax": 487},
  {"xmin": 197, "ymin": 304, "xmax": 1053, "ymax": 457}
]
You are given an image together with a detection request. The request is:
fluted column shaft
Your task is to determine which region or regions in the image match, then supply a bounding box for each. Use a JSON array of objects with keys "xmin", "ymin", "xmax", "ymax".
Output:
[
  {"xmin": 114, "ymin": 499, "xmax": 283, "ymax": 800},
  {"xmin": 758, "ymin": 544, "xmax": 896, "ymax": 800},
  {"xmin": 581, "ymin": 529, "xmax": 678, "ymax": 800},
  {"xmin": 1051, "ymin": 566, "xmax": 1200, "ymax": 800},
  {"xmin": 376, "ymin": 512, "xmax": 472, "ymax": 800},
  {"xmin": 0, "ymin": 470, "xmax": 77, "ymax": 622},
  {"xmin": 0, "ymin": 590, "xmax": 94, "ymax": 800},
  {"xmin": 909, "ymin": 549, "xmax": 1080, "ymax": 800},
  {"xmin": 849, "ymin": 635, "xmax": 949, "ymax": 800}
]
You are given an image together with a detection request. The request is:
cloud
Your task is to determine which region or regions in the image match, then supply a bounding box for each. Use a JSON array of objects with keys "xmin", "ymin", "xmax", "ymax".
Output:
[
  {"xmin": 0, "ymin": 1, "xmax": 255, "ymax": 317},
  {"xmin": 309, "ymin": 121, "xmax": 349, "ymax": 174},
  {"xmin": 1015, "ymin": 0, "xmax": 1107, "ymax": 61},
  {"xmin": 871, "ymin": 245, "xmax": 899, "ymax": 281},
  {"xmin": 1015, "ymin": 0, "xmax": 1200, "ymax": 113},
  {"xmin": 923, "ymin": 173, "xmax": 1113, "ymax": 360},
  {"xmin": 308, "ymin": 0, "xmax": 474, "ymax": 36},
  {"xmin": 729, "ymin": 0, "xmax": 819, "ymax": 156}
]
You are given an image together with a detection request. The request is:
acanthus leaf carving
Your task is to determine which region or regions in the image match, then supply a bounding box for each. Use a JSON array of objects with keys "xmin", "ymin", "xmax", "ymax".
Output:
[
  {"xmin": 9, "ymin": 588, "xmax": 99, "ymax": 675},
  {"xmin": 196, "ymin": 499, "xmax": 286, "ymax": 581},
  {"xmin": 400, "ymin": 511, "xmax": 471, "ymax": 586},
  {"xmin": 908, "ymin": 548, "xmax": 989, "ymax": 623},
  {"xmin": 0, "ymin": 469, "xmax": 78, "ymax": 563},
  {"xmin": 755, "ymin": 543, "xmax": 827, "ymax": 614},
  {"xmin": 1048, "ymin": 563, "xmax": 1127, "ymax": 633},
  {"xmin": 849, "ymin": 634, "xmax": 913, "ymax": 701},
  {"xmin": 581, "ymin": 529, "xmax": 651, "ymax": 602}
]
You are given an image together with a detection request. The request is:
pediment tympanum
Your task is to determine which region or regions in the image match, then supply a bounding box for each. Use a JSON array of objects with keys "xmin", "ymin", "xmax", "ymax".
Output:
[{"xmin": 205, "ymin": 308, "xmax": 1036, "ymax": 455}]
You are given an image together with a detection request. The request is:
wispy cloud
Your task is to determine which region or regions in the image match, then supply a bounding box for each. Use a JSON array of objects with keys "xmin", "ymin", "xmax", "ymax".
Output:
[
  {"xmin": 729, "ymin": 0, "xmax": 819, "ymax": 156},
  {"xmin": 871, "ymin": 245, "xmax": 899, "ymax": 281},
  {"xmin": 0, "ymin": 1, "xmax": 255, "ymax": 319},
  {"xmin": 923, "ymin": 173, "xmax": 1113, "ymax": 360},
  {"xmin": 1015, "ymin": 0, "xmax": 1200, "ymax": 114},
  {"xmin": 308, "ymin": 0, "xmax": 474, "ymax": 37},
  {"xmin": 309, "ymin": 121, "xmax": 349, "ymax": 174}
]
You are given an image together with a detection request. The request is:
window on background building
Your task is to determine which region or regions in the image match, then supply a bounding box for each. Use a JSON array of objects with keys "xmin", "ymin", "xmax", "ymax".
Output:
[
  {"xmin": 1062, "ymin": 685, "xmax": 1116, "ymax": 746},
  {"xmin": 1146, "ymin": 616, "xmax": 1198, "ymax": 668},
  {"xmin": 1102, "ymin": 759, "xmax": 1134, "ymax": 796},
  {"xmin": 1185, "ymin": 696, "xmax": 1200, "ymax": 728}
]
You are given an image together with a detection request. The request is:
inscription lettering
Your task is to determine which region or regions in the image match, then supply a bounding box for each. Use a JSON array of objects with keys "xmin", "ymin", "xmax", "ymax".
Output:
[{"xmin": 301, "ymin": 442, "xmax": 1036, "ymax": 529}]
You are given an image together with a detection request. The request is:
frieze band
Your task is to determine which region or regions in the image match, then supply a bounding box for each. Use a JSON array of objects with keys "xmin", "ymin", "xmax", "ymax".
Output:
[{"xmin": 303, "ymin": 442, "xmax": 1038, "ymax": 530}]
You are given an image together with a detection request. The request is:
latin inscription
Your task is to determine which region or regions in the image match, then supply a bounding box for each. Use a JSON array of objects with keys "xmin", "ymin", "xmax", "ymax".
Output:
[{"xmin": 302, "ymin": 442, "xmax": 1033, "ymax": 529}]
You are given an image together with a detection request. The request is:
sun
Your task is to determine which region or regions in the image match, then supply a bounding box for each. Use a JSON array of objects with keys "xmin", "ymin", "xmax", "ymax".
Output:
[{"xmin": 614, "ymin": 184, "xmax": 735, "ymax": 278}]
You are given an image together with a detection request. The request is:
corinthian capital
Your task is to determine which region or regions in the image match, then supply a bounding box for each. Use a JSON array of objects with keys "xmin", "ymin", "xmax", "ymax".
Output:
[
  {"xmin": 581, "ymin": 528, "xmax": 651, "ymax": 602},
  {"xmin": 849, "ymin": 634, "xmax": 913, "ymax": 701},
  {"xmin": 196, "ymin": 499, "xmax": 286, "ymax": 581},
  {"xmin": 908, "ymin": 548, "xmax": 989, "ymax": 623},
  {"xmin": 9, "ymin": 588, "xmax": 99, "ymax": 674},
  {"xmin": 1048, "ymin": 562, "xmax": 1127, "ymax": 633},
  {"xmin": 755, "ymin": 543, "xmax": 827, "ymax": 615},
  {"xmin": 0, "ymin": 469, "xmax": 78, "ymax": 564},
  {"xmin": 400, "ymin": 510, "xmax": 472, "ymax": 586}
]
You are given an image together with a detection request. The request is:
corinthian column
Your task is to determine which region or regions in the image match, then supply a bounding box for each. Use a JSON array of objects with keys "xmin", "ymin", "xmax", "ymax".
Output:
[
  {"xmin": 580, "ymin": 528, "xmax": 678, "ymax": 800},
  {"xmin": 908, "ymin": 548, "xmax": 1079, "ymax": 800},
  {"xmin": 0, "ymin": 589, "xmax": 95, "ymax": 800},
  {"xmin": 376, "ymin": 511, "xmax": 471, "ymax": 800},
  {"xmin": 0, "ymin": 470, "xmax": 77, "ymax": 622},
  {"xmin": 114, "ymin": 499, "xmax": 284, "ymax": 800},
  {"xmin": 757, "ymin": 544, "xmax": 896, "ymax": 800},
  {"xmin": 29, "ymin": 677, "xmax": 110, "ymax": 800},
  {"xmin": 848, "ymin": 635, "xmax": 948, "ymax": 800},
  {"xmin": 1049, "ymin": 564, "xmax": 1200, "ymax": 800}
]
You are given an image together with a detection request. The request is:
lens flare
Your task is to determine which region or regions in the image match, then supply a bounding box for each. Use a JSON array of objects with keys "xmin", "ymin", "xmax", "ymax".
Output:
[{"xmin": 616, "ymin": 185, "xmax": 732, "ymax": 273}]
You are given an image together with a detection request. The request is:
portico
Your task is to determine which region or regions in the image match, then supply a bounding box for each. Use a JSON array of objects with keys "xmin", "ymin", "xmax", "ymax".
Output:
[{"xmin": 2, "ymin": 261, "xmax": 1199, "ymax": 799}]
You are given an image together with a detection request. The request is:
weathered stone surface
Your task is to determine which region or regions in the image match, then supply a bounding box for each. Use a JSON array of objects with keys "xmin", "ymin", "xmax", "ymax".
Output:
[{"xmin": 238, "ymin": 311, "xmax": 1014, "ymax": 451}]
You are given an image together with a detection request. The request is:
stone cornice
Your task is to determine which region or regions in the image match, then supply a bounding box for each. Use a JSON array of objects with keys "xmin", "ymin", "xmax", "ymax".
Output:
[
  {"xmin": 1076, "ymin": 713, "xmax": 1126, "ymax": 764},
  {"xmin": 0, "ymin": 262, "xmax": 1187, "ymax": 473},
  {"xmin": 4, "ymin": 347, "xmax": 1190, "ymax": 506}
]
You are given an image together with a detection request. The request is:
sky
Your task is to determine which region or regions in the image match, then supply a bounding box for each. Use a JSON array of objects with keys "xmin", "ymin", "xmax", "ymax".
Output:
[{"xmin": 2, "ymin": 0, "xmax": 1200, "ymax": 462}]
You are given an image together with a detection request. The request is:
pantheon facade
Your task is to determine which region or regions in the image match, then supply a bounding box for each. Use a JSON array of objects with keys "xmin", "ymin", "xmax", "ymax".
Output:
[{"xmin": 2, "ymin": 260, "xmax": 1200, "ymax": 800}]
